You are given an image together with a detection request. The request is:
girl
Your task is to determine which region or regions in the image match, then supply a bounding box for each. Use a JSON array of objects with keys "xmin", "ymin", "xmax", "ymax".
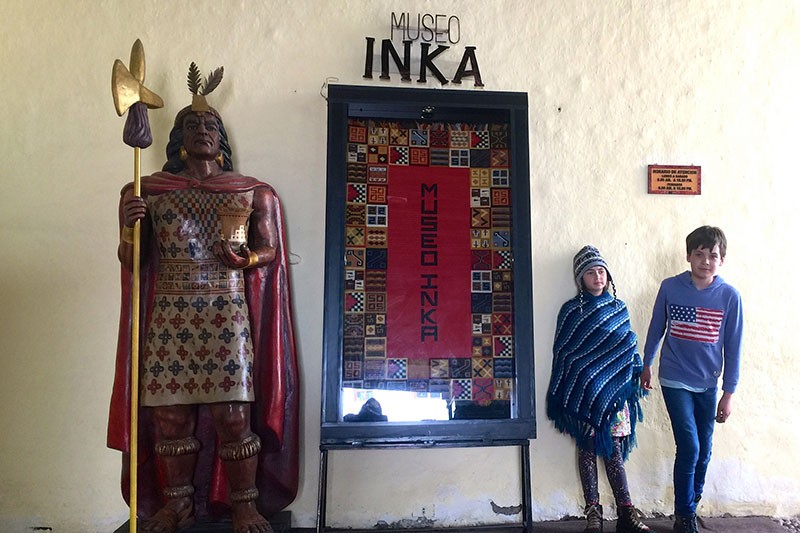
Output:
[{"xmin": 546, "ymin": 246, "xmax": 649, "ymax": 532}]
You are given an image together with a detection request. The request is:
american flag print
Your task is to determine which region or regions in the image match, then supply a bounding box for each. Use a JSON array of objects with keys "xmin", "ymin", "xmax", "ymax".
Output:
[{"xmin": 669, "ymin": 304, "xmax": 723, "ymax": 343}]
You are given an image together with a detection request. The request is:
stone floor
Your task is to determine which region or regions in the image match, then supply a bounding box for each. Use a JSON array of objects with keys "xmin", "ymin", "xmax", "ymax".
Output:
[
  {"xmin": 115, "ymin": 514, "xmax": 793, "ymax": 532},
  {"xmin": 529, "ymin": 515, "xmax": 788, "ymax": 532}
]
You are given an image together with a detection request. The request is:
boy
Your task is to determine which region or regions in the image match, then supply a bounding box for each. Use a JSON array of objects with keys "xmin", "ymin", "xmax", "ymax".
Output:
[{"xmin": 641, "ymin": 226, "xmax": 743, "ymax": 533}]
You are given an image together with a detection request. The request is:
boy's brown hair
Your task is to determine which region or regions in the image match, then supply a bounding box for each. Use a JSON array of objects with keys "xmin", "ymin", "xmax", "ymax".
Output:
[{"xmin": 686, "ymin": 225, "xmax": 727, "ymax": 258}]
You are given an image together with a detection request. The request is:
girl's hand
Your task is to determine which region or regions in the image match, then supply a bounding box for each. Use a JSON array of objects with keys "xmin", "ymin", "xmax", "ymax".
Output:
[
  {"xmin": 211, "ymin": 240, "xmax": 249, "ymax": 269},
  {"xmin": 640, "ymin": 366, "xmax": 653, "ymax": 390}
]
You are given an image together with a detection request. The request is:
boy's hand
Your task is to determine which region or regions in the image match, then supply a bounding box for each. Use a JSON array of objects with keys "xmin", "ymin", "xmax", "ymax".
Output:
[
  {"xmin": 716, "ymin": 392, "xmax": 733, "ymax": 423},
  {"xmin": 640, "ymin": 366, "xmax": 653, "ymax": 390}
]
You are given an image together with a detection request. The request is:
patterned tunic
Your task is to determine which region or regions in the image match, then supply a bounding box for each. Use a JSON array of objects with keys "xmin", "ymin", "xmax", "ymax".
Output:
[{"xmin": 140, "ymin": 188, "xmax": 255, "ymax": 406}]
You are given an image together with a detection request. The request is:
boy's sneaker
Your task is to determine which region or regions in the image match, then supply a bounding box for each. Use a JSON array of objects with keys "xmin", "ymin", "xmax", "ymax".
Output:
[
  {"xmin": 583, "ymin": 503, "xmax": 603, "ymax": 532},
  {"xmin": 673, "ymin": 513, "xmax": 699, "ymax": 533},
  {"xmin": 616, "ymin": 505, "xmax": 650, "ymax": 532}
]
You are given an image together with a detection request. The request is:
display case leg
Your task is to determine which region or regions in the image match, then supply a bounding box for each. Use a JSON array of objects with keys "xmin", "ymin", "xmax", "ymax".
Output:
[{"xmin": 316, "ymin": 448, "xmax": 329, "ymax": 533}]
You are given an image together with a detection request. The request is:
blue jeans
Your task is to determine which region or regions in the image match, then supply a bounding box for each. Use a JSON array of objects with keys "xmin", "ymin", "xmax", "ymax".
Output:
[{"xmin": 662, "ymin": 386, "xmax": 717, "ymax": 516}]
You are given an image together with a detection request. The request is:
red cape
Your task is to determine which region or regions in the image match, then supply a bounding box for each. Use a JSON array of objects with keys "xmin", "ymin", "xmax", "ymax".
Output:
[{"xmin": 107, "ymin": 172, "xmax": 299, "ymax": 520}]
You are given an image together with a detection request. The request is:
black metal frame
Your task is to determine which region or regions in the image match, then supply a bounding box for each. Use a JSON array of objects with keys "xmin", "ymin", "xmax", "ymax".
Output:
[
  {"xmin": 322, "ymin": 84, "xmax": 535, "ymax": 445},
  {"xmin": 318, "ymin": 85, "xmax": 535, "ymax": 531}
]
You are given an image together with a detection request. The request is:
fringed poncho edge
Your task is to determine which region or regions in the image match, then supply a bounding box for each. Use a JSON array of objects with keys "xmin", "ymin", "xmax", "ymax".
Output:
[{"xmin": 546, "ymin": 291, "xmax": 647, "ymax": 460}]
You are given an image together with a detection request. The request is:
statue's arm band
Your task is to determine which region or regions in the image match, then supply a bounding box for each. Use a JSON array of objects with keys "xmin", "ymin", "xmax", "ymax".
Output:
[
  {"xmin": 120, "ymin": 225, "xmax": 135, "ymax": 244},
  {"xmin": 246, "ymin": 250, "xmax": 259, "ymax": 269}
]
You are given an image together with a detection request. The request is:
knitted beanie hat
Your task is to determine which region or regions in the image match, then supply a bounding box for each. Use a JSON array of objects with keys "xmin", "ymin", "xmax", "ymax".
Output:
[{"xmin": 573, "ymin": 245, "xmax": 612, "ymax": 288}]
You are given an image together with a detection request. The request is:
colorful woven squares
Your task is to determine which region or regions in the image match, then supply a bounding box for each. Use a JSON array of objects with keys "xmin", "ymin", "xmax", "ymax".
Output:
[
  {"xmin": 344, "ymin": 248, "xmax": 364, "ymax": 268},
  {"xmin": 451, "ymin": 379, "xmax": 472, "ymax": 400},
  {"xmin": 368, "ymin": 165, "xmax": 388, "ymax": 183},
  {"xmin": 472, "ymin": 358, "xmax": 493, "ymax": 378},
  {"xmin": 450, "ymin": 149, "xmax": 469, "ymax": 167},
  {"xmin": 368, "ymin": 145, "xmax": 388, "ymax": 164},
  {"xmin": 410, "ymin": 129, "xmax": 429, "ymax": 146},
  {"xmin": 390, "ymin": 146, "xmax": 409, "ymax": 165},
  {"xmin": 345, "ymin": 226, "xmax": 365, "ymax": 246},
  {"xmin": 471, "ymin": 271, "xmax": 492, "ymax": 292},
  {"xmin": 348, "ymin": 183, "xmax": 366, "ymax": 203},
  {"xmin": 348, "ymin": 143, "xmax": 366, "ymax": 163},
  {"xmin": 471, "ymin": 130, "xmax": 490, "ymax": 148},
  {"xmin": 367, "ymin": 185, "xmax": 387, "ymax": 204},
  {"xmin": 430, "ymin": 130, "xmax": 449, "ymax": 147},
  {"xmin": 409, "ymin": 147, "xmax": 429, "ymax": 166},
  {"xmin": 471, "ymin": 168, "xmax": 491, "ymax": 187},
  {"xmin": 344, "ymin": 359, "xmax": 363, "ymax": 379},
  {"xmin": 493, "ymin": 314, "xmax": 513, "ymax": 335},
  {"xmin": 365, "ymin": 338, "xmax": 386, "ymax": 359},
  {"xmin": 472, "ymin": 314, "xmax": 492, "ymax": 335},
  {"xmin": 472, "ymin": 378, "xmax": 494, "ymax": 401},
  {"xmin": 390, "ymin": 128, "xmax": 408, "ymax": 145},
  {"xmin": 366, "ymin": 205, "xmax": 387, "ymax": 226},
  {"xmin": 345, "ymin": 291, "xmax": 364, "ymax": 312},
  {"xmin": 494, "ymin": 336, "xmax": 513, "ymax": 358},
  {"xmin": 430, "ymin": 359, "xmax": 449, "ymax": 378},
  {"xmin": 349, "ymin": 125, "xmax": 367, "ymax": 143},
  {"xmin": 341, "ymin": 119, "xmax": 515, "ymax": 412},
  {"xmin": 368, "ymin": 127, "xmax": 388, "ymax": 145},
  {"xmin": 345, "ymin": 270, "xmax": 364, "ymax": 291},
  {"xmin": 492, "ymin": 169, "xmax": 509, "ymax": 187},
  {"xmin": 347, "ymin": 163, "xmax": 367, "ymax": 182},
  {"xmin": 387, "ymin": 358, "xmax": 407, "ymax": 379}
]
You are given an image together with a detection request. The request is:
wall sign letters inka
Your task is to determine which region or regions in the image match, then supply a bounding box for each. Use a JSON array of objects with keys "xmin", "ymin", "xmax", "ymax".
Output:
[{"xmin": 362, "ymin": 12, "xmax": 483, "ymax": 87}]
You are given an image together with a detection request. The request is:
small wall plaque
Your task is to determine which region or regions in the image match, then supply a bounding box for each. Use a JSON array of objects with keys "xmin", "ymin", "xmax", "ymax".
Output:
[{"xmin": 648, "ymin": 165, "xmax": 701, "ymax": 195}]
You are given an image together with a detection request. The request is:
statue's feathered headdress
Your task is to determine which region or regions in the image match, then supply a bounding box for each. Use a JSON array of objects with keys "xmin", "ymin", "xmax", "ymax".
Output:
[{"xmin": 187, "ymin": 62, "xmax": 224, "ymax": 113}]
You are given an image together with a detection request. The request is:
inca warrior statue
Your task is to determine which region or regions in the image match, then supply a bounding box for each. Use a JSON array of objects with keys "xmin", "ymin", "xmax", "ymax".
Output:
[{"xmin": 108, "ymin": 60, "xmax": 299, "ymax": 533}]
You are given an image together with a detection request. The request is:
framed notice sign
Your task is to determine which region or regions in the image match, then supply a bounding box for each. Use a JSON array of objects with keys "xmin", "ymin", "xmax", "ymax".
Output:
[
  {"xmin": 648, "ymin": 165, "xmax": 701, "ymax": 195},
  {"xmin": 320, "ymin": 85, "xmax": 535, "ymax": 446}
]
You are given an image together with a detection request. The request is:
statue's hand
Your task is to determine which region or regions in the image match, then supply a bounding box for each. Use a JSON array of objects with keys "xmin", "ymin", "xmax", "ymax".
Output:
[
  {"xmin": 212, "ymin": 240, "xmax": 249, "ymax": 269},
  {"xmin": 122, "ymin": 195, "xmax": 148, "ymax": 227}
]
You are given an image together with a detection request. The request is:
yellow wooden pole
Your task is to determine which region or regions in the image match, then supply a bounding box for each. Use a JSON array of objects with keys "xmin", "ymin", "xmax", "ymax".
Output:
[
  {"xmin": 129, "ymin": 146, "xmax": 141, "ymax": 533},
  {"xmin": 111, "ymin": 39, "xmax": 163, "ymax": 533}
]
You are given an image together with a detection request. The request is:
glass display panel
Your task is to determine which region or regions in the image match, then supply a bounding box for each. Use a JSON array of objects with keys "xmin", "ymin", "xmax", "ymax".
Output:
[
  {"xmin": 321, "ymin": 85, "xmax": 534, "ymax": 446},
  {"xmin": 340, "ymin": 119, "xmax": 516, "ymax": 423}
]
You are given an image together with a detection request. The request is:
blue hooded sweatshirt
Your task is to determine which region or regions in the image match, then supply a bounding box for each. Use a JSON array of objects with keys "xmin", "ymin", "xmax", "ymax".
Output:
[{"xmin": 643, "ymin": 271, "xmax": 743, "ymax": 393}]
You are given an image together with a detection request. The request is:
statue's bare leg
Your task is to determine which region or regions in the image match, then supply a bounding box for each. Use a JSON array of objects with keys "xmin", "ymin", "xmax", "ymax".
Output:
[
  {"xmin": 210, "ymin": 402, "xmax": 272, "ymax": 533},
  {"xmin": 141, "ymin": 405, "xmax": 198, "ymax": 533}
]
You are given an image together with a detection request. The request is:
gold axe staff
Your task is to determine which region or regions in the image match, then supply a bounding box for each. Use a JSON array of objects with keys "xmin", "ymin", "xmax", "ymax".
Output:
[{"xmin": 111, "ymin": 38, "xmax": 163, "ymax": 533}]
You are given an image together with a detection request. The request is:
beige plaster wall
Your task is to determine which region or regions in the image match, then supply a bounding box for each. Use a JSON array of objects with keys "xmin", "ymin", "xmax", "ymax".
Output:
[{"xmin": 1, "ymin": 0, "xmax": 798, "ymax": 530}]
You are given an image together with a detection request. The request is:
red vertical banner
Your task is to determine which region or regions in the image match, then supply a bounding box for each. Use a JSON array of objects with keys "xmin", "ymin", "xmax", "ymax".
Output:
[{"xmin": 386, "ymin": 166, "xmax": 472, "ymax": 361}]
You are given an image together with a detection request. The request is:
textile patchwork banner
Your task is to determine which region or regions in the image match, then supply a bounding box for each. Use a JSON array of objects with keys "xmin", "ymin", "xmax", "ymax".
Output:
[{"xmin": 342, "ymin": 119, "xmax": 514, "ymax": 413}]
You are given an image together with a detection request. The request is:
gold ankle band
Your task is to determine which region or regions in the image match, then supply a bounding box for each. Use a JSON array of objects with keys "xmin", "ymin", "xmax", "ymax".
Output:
[
  {"xmin": 163, "ymin": 484, "xmax": 195, "ymax": 499},
  {"xmin": 229, "ymin": 487, "xmax": 259, "ymax": 503},
  {"xmin": 218, "ymin": 434, "xmax": 261, "ymax": 461},
  {"xmin": 155, "ymin": 436, "xmax": 201, "ymax": 456}
]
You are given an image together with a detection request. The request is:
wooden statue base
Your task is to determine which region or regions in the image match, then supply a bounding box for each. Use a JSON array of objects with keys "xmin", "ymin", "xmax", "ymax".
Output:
[{"xmin": 113, "ymin": 510, "xmax": 292, "ymax": 533}]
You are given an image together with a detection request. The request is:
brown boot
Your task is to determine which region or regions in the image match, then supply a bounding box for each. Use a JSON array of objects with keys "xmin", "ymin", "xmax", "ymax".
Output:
[
  {"xmin": 616, "ymin": 505, "xmax": 650, "ymax": 532},
  {"xmin": 583, "ymin": 503, "xmax": 603, "ymax": 532}
]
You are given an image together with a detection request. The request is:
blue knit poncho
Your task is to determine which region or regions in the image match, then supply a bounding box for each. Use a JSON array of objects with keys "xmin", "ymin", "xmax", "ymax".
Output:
[{"xmin": 546, "ymin": 291, "xmax": 646, "ymax": 460}]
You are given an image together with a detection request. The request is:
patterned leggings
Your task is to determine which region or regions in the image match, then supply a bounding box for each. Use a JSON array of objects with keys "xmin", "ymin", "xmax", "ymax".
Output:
[{"xmin": 578, "ymin": 437, "xmax": 632, "ymax": 506}]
